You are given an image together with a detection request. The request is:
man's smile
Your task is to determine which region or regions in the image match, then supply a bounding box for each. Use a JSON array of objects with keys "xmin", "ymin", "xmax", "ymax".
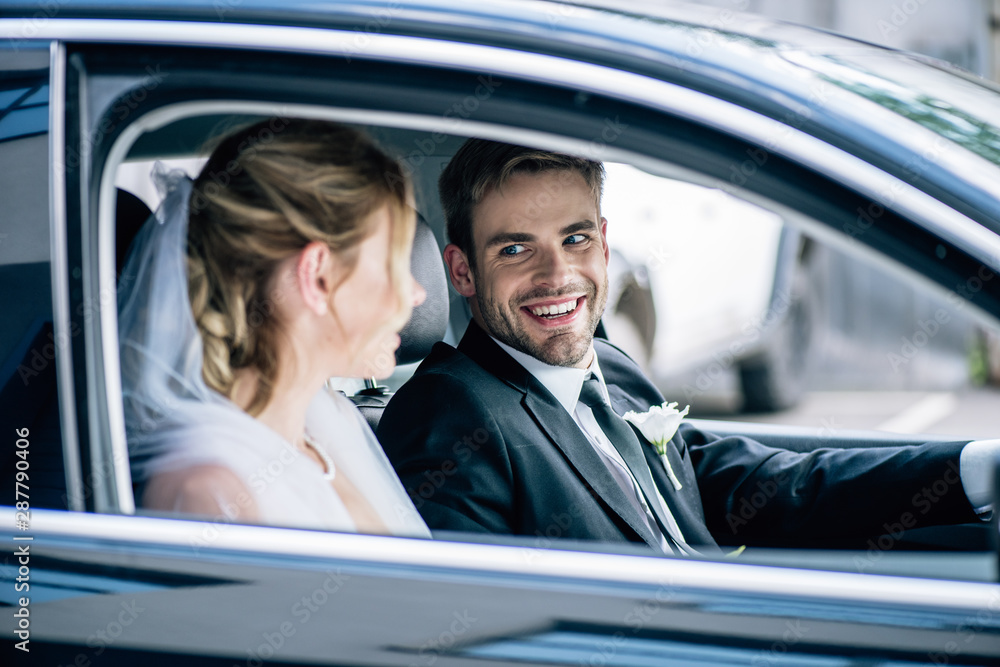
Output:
[{"xmin": 521, "ymin": 296, "xmax": 585, "ymax": 325}]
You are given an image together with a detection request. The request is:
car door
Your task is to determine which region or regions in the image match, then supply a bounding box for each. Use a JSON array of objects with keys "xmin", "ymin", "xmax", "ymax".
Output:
[{"xmin": 2, "ymin": 5, "xmax": 1000, "ymax": 666}]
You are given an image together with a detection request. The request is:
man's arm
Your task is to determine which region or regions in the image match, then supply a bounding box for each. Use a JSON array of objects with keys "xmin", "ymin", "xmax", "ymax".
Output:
[
  {"xmin": 683, "ymin": 425, "xmax": 978, "ymax": 543},
  {"xmin": 377, "ymin": 371, "xmax": 515, "ymax": 535}
]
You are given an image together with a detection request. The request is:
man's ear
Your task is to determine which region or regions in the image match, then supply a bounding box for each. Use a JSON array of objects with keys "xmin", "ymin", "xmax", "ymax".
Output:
[
  {"xmin": 600, "ymin": 216, "xmax": 610, "ymax": 265},
  {"xmin": 296, "ymin": 241, "xmax": 333, "ymax": 316},
  {"xmin": 443, "ymin": 243, "xmax": 476, "ymax": 297}
]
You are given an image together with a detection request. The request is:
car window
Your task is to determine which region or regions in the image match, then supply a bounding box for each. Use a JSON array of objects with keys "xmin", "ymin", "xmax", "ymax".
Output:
[
  {"xmin": 61, "ymin": 37, "xmax": 996, "ymax": 585},
  {"xmin": 0, "ymin": 43, "xmax": 66, "ymax": 511}
]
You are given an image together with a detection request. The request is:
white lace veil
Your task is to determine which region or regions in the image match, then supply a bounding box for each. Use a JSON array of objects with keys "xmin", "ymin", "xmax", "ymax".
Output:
[
  {"xmin": 118, "ymin": 165, "xmax": 430, "ymax": 537},
  {"xmin": 118, "ymin": 168, "xmax": 210, "ymax": 444}
]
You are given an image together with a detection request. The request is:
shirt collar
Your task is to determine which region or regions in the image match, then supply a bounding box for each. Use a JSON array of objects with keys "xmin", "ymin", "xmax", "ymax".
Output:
[{"xmin": 490, "ymin": 335, "xmax": 607, "ymax": 414}]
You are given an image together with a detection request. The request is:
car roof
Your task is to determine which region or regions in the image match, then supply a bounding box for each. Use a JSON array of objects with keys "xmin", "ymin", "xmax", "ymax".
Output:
[
  {"xmin": 20, "ymin": 0, "xmax": 998, "ymax": 215},
  {"xmin": 8, "ymin": 0, "xmax": 997, "ymax": 154},
  {"xmin": 0, "ymin": 0, "xmax": 922, "ymax": 68},
  {"xmin": 9, "ymin": 0, "xmax": 1000, "ymax": 228}
]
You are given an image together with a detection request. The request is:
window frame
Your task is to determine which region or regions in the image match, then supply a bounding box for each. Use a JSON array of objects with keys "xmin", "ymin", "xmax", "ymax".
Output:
[{"xmin": 36, "ymin": 18, "xmax": 998, "ymax": 575}]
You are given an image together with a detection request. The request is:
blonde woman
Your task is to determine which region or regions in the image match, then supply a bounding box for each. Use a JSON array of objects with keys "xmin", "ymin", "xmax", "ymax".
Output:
[{"xmin": 118, "ymin": 118, "xmax": 430, "ymax": 536}]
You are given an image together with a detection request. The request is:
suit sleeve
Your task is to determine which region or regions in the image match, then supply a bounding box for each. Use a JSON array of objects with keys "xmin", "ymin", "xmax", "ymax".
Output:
[
  {"xmin": 377, "ymin": 372, "xmax": 515, "ymax": 535},
  {"xmin": 684, "ymin": 424, "xmax": 978, "ymax": 543}
]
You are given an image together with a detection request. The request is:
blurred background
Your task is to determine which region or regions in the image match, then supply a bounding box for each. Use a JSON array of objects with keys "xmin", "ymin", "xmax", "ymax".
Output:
[{"xmin": 603, "ymin": 0, "xmax": 1000, "ymax": 439}]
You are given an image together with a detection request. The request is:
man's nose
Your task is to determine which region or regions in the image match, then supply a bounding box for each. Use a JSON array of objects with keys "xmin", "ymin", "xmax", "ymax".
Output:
[{"xmin": 534, "ymin": 247, "xmax": 573, "ymax": 287}]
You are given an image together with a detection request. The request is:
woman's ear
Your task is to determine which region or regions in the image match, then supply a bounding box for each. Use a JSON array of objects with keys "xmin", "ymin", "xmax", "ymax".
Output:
[
  {"xmin": 443, "ymin": 243, "xmax": 476, "ymax": 297},
  {"xmin": 296, "ymin": 241, "xmax": 334, "ymax": 316}
]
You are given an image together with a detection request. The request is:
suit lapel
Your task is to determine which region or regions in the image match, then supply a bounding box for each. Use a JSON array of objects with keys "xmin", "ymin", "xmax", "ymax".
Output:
[
  {"xmin": 458, "ymin": 323, "xmax": 663, "ymax": 549},
  {"xmin": 522, "ymin": 392, "xmax": 663, "ymax": 549}
]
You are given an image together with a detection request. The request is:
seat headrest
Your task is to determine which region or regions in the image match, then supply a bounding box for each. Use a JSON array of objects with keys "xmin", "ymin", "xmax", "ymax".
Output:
[{"xmin": 397, "ymin": 215, "xmax": 449, "ymax": 364}]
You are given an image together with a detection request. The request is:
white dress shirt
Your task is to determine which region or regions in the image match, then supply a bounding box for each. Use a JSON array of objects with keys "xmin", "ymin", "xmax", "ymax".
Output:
[{"xmin": 491, "ymin": 337, "xmax": 690, "ymax": 554}]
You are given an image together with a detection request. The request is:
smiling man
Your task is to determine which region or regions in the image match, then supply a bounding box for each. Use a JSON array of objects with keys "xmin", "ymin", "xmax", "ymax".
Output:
[
  {"xmin": 449, "ymin": 165, "xmax": 607, "ymax": 369},
  {"xmin": 377, "ymin": 138, "xmax": 985, "ymax": 554}
]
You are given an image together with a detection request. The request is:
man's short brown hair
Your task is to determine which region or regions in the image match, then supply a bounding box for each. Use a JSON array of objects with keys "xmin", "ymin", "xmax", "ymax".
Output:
[{"xmin": 438, "ymin": 138, "xmax": 605, "ymax": 271}]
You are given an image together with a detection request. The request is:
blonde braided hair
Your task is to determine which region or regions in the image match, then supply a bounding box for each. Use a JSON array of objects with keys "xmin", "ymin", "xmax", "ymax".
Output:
[{"xmin": 186, "ymin": 118, "xmax": 413, "ymax": 415}]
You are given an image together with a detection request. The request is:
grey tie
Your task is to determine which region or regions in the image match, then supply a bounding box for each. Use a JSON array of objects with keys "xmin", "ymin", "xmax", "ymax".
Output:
[{"xmin": 579, "ymin": 377, "xmax": 690, "ymax": 554}]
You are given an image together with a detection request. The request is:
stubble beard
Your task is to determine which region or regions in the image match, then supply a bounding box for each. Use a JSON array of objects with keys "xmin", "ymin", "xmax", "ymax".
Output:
[{"xmin": 476, "ymin": 275, "xmax": 608, "ymax": 367}]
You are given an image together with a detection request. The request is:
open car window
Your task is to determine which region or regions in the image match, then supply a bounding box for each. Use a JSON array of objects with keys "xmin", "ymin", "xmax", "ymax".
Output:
[
  {"xmin": 3, "ymin": 22, "xmax": 980, "ymax": 592},
  {"xmin": 97, "ymin": 97, "xmax": 998, "ymax": 583}
]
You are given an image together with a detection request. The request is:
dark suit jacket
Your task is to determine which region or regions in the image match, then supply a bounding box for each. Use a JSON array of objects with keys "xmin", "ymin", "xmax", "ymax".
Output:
[{"xmin": 378, "ymin": 321, "xmax": 977, "ymax": 551}]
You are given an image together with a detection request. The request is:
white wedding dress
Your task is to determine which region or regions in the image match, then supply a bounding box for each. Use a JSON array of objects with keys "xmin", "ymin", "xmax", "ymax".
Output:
[{"xmin": 117, "ymin": 167, "xmax": 430, "ymax": 537}]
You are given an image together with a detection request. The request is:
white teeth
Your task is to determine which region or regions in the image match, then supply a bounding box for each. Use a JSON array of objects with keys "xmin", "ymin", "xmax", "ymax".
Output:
[{"xmin": 530, "ymin": 299, "xmax": 579, "ymax": 317}]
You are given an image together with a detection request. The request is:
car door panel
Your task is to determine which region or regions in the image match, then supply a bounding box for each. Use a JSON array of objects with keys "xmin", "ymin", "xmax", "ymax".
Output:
[{"xmin": 3, "ymin": 509, "xmax": 999, "ymax": 665}]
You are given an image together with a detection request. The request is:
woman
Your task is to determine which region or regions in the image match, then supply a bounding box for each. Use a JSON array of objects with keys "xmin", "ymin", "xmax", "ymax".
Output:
[{"xmin": 118, "ymin": 118, "xmax": 430, "ymax": 537}]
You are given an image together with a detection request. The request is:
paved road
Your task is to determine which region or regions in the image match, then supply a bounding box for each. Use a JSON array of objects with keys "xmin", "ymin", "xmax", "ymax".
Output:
[{"xmin": 708, "ymin": 387, "xmax": 1000, "ymax": 440}]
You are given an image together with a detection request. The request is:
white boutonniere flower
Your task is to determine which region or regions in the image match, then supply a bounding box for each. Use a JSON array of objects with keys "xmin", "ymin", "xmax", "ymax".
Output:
[{"xmin": 623, "ymin": 402, "xmax": 689, "ymax": 491}]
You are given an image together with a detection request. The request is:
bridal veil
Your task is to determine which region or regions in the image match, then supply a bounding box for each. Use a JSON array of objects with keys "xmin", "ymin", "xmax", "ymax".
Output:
[{"xmin": 118, "ymin": 165, "xmax": 429, "ymax": 537}]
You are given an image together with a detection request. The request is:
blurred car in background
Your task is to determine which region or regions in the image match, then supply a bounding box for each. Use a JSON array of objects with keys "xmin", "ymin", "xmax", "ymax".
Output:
[{"xmin": 603, "ymin": 164, "xmax": 813, "ymax": 412}]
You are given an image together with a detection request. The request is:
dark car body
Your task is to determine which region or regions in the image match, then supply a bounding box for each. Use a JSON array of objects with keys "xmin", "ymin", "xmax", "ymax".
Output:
[{"xmin": 1, "ymin": 1, "xmax": 1000, "ymax": 664}]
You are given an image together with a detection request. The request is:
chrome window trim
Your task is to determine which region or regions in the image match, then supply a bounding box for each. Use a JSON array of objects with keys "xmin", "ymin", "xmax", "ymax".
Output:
[
  {"xmin": 48, "ymin": 40, "xmax": 84, "ymax": 512},
  {"xmin": 6, "ymin": 507, "xmax": 999, "ymax": 613},
  {"xmin": 0, "ymin": 18, "xmax": 998, "ymax": 268}
]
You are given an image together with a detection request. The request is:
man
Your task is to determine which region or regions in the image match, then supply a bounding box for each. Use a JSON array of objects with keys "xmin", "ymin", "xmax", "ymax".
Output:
[{"xmin": 378, "ymin": 138, "xmax": 993, "ymax": 554}]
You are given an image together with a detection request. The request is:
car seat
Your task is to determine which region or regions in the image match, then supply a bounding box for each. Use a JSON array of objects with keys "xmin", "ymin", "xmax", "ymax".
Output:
[{"xmin": 349, "ymin": 214, "xmax": 449, "ymax": 430}]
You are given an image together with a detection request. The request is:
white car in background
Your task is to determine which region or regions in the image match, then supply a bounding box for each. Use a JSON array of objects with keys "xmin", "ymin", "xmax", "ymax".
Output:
[{"xmin": 604, "ymin": 162, "xmax": 809, "ymax": 411}]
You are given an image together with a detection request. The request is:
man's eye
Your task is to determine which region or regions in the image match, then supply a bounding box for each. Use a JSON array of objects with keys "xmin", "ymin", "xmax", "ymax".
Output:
[
  {"xmin": 501, "ymin": 244, "xmax": 525, "ymax": 256},
  {"xmin": 565, "ymin": 234, "xmax": 587, "ymax": 245}
]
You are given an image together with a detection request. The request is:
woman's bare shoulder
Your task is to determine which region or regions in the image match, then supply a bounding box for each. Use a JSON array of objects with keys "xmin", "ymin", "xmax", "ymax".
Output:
[{"xmin": 141, "ymin": 464, "xmax": 260, "ymax": 521}]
